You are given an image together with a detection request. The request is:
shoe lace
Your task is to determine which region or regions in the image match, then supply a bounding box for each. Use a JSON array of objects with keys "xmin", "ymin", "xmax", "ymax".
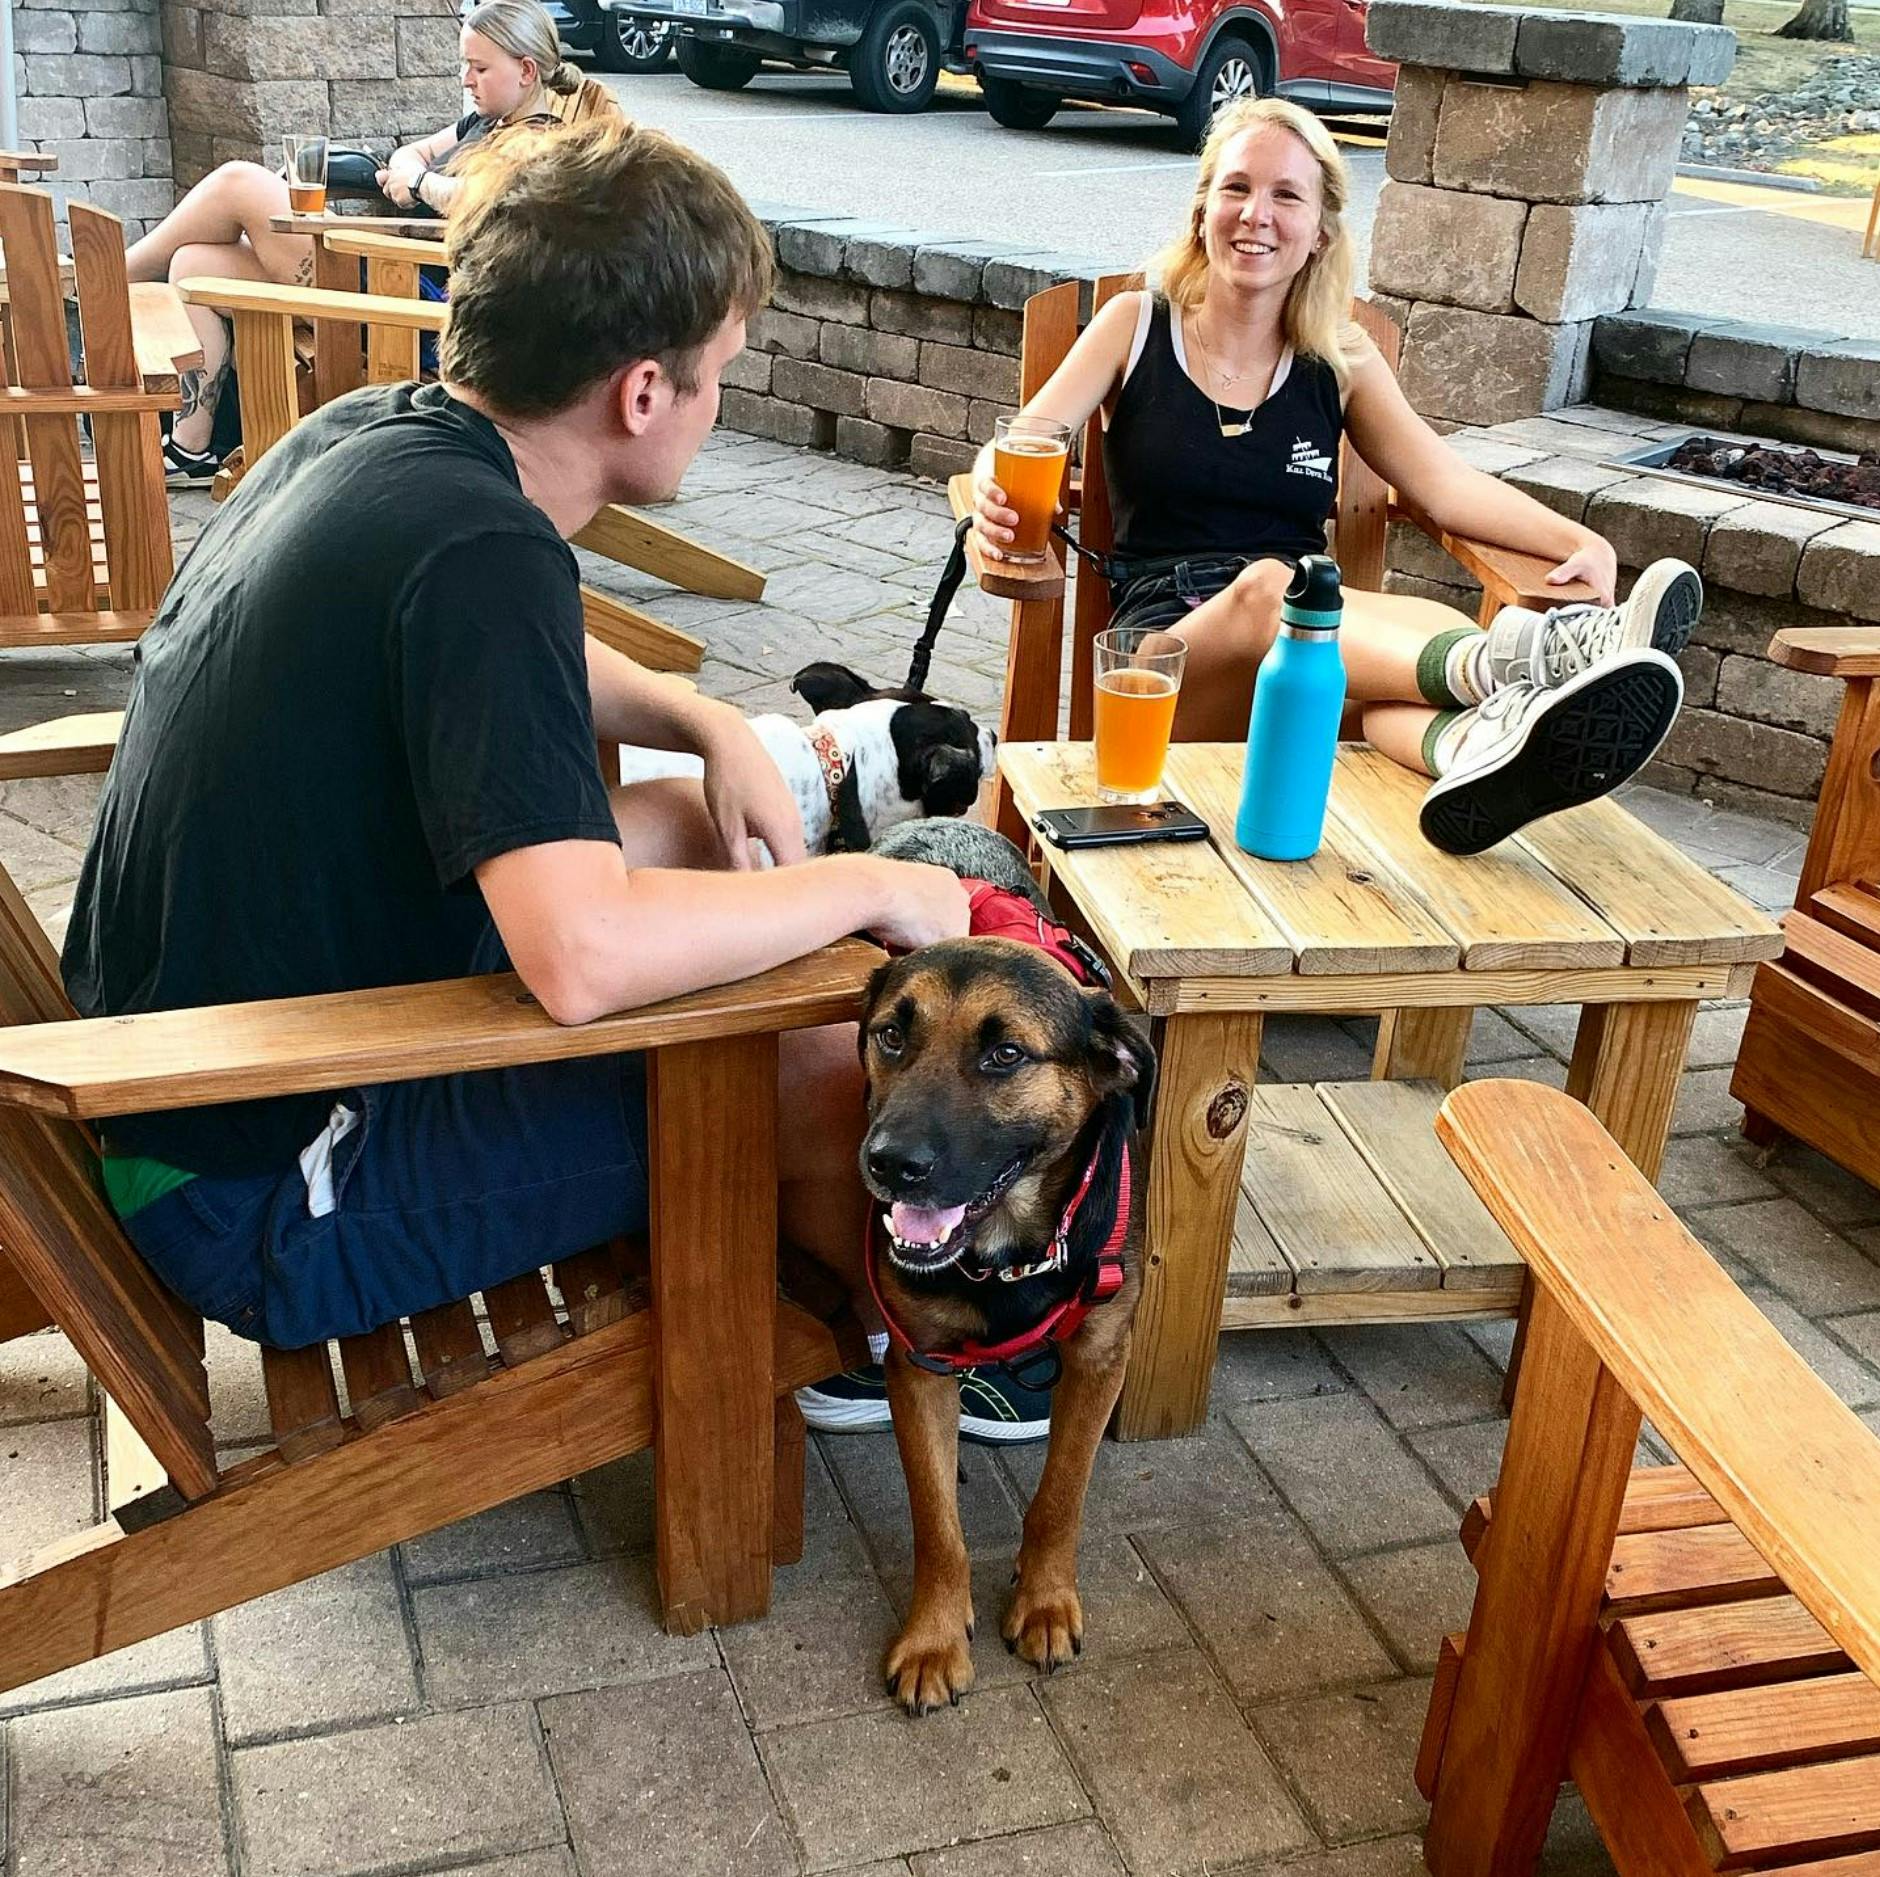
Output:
[{"xmin": 1531, "ymin": 602, "xmax": 1619, "ymax": 687}]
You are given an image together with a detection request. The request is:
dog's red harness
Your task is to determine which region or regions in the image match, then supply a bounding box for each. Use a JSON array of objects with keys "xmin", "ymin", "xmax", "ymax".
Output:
[{"xmin": 864, "ymin": 879, "xmax": 1128, "ymax": 1381}]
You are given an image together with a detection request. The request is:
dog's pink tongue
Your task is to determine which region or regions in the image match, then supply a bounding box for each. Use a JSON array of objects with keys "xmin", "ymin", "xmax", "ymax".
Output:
[{"xmin": 890, "ymin": 1202, "xmax": 966, "ymax": 1246}]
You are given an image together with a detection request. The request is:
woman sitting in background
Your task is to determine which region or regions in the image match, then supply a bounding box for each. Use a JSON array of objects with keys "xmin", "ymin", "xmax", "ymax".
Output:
[{"xmin": 125, "ymin": 0, "xmax": 581, "ymax": 484}]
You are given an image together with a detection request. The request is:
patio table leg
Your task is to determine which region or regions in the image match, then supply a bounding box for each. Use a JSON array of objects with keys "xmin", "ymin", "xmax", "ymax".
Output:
[
  {"xmin": 648, "ymin": 1032, "xmax": 779, "ymax": 1632},
  {"xmin": 1372, "ymin": 1007, "xmax": 1473, "ymax": 1088},
  {"xmin": 1114, "ymin": 1010, "xmax": 1263, "ymax": 1443}
]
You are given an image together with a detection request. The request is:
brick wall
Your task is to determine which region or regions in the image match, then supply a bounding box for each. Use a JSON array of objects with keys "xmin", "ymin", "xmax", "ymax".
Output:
[{"xmin": 15, "ymin": 0, "xmax": 174, "ymax": 235}]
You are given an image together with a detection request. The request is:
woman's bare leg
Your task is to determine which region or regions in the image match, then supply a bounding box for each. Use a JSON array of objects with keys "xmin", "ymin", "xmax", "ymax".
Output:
[
  {"xmin": 166, "ymin": 239, "xmax": 273, "ymax": 453},
  {"xmin": 1361, "ymin": 702, "xmax": 1444, "ymax": 777},
  {"xmin": 127, "ymin": 162, "xmax": 311, "ymax": 286},
  {"xmin": 1167, "ymin": 561, "xmax": 1488, "ymax": 742}
]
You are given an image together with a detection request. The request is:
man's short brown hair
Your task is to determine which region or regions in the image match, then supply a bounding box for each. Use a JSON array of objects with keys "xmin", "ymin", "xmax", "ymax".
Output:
[{"xmin": 441, "ymin": 121, "xmax": 774, "ymax": 418}]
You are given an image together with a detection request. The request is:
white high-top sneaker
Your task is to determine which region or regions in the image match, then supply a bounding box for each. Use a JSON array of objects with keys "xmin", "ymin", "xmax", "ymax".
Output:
[
  {"xmin": 1419, "ymin": 649, "xmax": 1684, "ymax": 856},
  {"xmin": 1485, "ymin": 560, "xmax": 1703, "ymax": 691}
]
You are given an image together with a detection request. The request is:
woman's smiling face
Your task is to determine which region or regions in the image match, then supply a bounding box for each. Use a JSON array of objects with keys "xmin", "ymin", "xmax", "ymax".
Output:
[{"xmin": 1202, "ymin": 124, "xmax": 1326, "ymax": 292}]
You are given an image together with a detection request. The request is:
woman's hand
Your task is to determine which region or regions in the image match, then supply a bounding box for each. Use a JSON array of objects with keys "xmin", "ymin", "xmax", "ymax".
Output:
[
  {"xmin": 1547, "ymin": 537, "xmax": 1618, "ymax": 608},
  {"xmin": 696, "ymin": 707, "xmax": 809, "ymax": 871},
  {"xmin": 376, "ymin": 167, "xmax": 421, "ymax": 209},
  {"xmin": 971, "ymin": 469, "xmax": 1020, "ymax": 563}
]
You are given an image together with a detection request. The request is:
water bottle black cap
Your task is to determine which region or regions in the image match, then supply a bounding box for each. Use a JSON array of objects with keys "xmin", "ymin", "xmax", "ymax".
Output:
[{"xmin": 1285, "ymin": 554, "xmax": 1343, "ymax": 615}]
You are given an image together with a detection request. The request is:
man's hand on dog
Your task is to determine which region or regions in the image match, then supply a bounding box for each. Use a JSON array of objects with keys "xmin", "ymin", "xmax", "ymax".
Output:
[
  {"xmin": 696, "ymin": 709, "xmax": 809, "ymax": 870},
  {"xmin": 859, "ymin": 859, "xmax": 972, "ymax": 952}
]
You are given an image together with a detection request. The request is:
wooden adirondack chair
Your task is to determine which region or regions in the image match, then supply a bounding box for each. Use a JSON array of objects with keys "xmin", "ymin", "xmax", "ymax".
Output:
[
  {"xmin": 1731, "ymin": 628, "xmax": 1880, "ymax": 1192},
  {"xmin": 1416, "ymin": 1078, "xmax": 1880, "ymax": 1875},
  {"xmin": 946, "ymin": 278, "xmax": 1601, "ymax": 847},
  {"xmin": 0, "ymin": 853, "xmax": 877, "ymax": 1695}
]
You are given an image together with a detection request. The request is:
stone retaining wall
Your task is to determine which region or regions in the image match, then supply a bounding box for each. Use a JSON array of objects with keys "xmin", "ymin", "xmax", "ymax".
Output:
[
  {"xmin": 15, "ymin": 0, "xmax": 173, "ymax": 235},
  {"xmin": 1591, "ymin": 310, "xmax": 1880, "ymax": 455}
]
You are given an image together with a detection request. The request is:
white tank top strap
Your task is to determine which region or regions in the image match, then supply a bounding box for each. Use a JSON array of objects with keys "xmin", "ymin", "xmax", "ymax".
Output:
[{"xmin": 1123, "ymin": 291, "xmax": 1154, "ymax": 387}]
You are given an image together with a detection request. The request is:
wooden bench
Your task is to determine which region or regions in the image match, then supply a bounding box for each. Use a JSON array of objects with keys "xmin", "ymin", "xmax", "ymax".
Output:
[
  {"xmin": 1732, "ymin": 628, "xmax": 1880, "ymax": 1190},
  {"xmin": 1414, "ymin": 1079, "xmax": 1880, "ymax": 1876}
]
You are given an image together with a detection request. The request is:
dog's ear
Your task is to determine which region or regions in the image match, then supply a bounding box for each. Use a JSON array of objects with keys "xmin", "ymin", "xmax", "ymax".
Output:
[
  {"xmin": 1085, "ymin": 992, "xmax": 1158, "ymax": 1133},
  {"xmin": 792, "ymin": 661, "xmax": 877, "ymax": 714},
  {"xmin": 917, "ymin": 743, "xmax": 983, "ymax": 819}
]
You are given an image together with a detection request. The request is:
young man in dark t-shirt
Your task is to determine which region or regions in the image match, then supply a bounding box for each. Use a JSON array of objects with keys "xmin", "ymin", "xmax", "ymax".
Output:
[{"xmin": 63, "ymin": 122, "xmax": 967, "ymax": 1349}]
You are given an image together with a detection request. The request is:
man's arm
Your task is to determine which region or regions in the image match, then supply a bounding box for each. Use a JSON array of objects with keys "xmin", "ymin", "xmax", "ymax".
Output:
[{"xmin": 478, "ymin": 839, "xmax": 967, "ymax": 1026}]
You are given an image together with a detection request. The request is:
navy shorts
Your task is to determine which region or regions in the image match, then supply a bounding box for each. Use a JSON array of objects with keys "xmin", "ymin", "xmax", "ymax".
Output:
[{"xmin": 121, "ymin": 1053, "xmax": 649, "ymax": 1349}]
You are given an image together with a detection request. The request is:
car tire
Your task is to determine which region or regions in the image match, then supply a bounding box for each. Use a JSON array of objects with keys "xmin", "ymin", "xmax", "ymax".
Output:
[
  {"xmin": 849, "ymin": 0, "xmax": 941, "ymax": 113},
  {"xmin": 675, "ymin": 35, "xmax": 761, "ymax": 87},
  {"xmin": 595, "ymin": 10, "xmax": 674, "ymax": 71},
  {"xmin": 1172, "ymin": 35, "xmax": 1268, "ymax": 150},
  {"xmin": 980, "ymin": 74, "xmax": 1060, "ymax": 129}
]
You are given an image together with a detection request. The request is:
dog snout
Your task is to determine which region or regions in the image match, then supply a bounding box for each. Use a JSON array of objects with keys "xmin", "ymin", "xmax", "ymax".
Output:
[{"xmin": 864, "ymin": 1132, "xmax": 939, "ymax": 1196}]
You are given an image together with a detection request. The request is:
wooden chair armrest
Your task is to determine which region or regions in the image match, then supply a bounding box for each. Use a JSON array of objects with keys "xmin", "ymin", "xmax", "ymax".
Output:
[
  {"xmin": 944, "ymin": 472, "xmax": 1066, "ymax": 603},
  {"xmin": 0, "ymin": 942, "xmax": 883, "ymax": 1122},
  {"xmin": 574, "ymin": 505, "xmax": 767, "ymax": 604},
  {"xmin": 127, "ymin": 282, "xmax": 205, "ymax": 382},
  {"xmin": 269, "ymin": 213, "xmax": 445, "ymax": 241},
  {"xmin": 177, "ymin": 277, "xmax": 444, "ymax": 333},
  {"xmin": 0, "ymin": 150, "xmax": 59, "ymax": 174},
  {"xmin": 0, "ymin": 710, "xmax": 121, "ymax": 781},
  {"xmin": 1394, "ymin": 504, "xmax": 1600, "ymax": 612},
  {"xmin": 1769, "ymin": 628, "xmax": 1880, "ymax": 678},
  {"xmin": 319, "ymin": 228, "xmax": 450, "ymax": 267},
  {"xmin": 1437, "ymin": 1078, "xmax": 1880, "ymax": 1685}
]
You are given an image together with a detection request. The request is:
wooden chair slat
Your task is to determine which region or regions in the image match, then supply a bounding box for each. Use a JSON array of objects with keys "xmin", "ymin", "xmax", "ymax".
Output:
[
  {"xmin": 262, "ymin": 1341, "xmax": 345, "ymax": 1461},
  {"xmin": 0, "ymin": 188, "xmax": 93, "ymax": 615},
  {"xmin": 1337, "ymin": 298, "xmax": 1398, "ymax": 594},
  {"xmin": 362, "ymin": 256, "xmax": 420, "ymax": 382},
  {"xmin": 229, "ymin": 309, "xmax": 300, "ymax": 465},
  {"xmin": 1648, "ymin": 1669, "xmax": 1880, "ymax": 1781},
  {"xmin": 409, "ymin": 1300, "xmax": 491, "ymax": 1397},
  {"xmin": 1606, "ymin": 1516, "xmax": 1784, "ymax": 1617},
  {"xmin": 481, "ymin": 1268, "xmax": 565, "ymax": 1367},
  {"xmin": 553, "ymin": 1243, "xmax": 629, "ymax": 1338},
  {"xmin": 309, "ymin": 238, "xmax": 365, "ymax": 409},
  {"xmin": 0, "ymin": 859, "xmax": 76, "ymax": 1029},
  {"xmin": 336, "ymin": 1323, "xmax": 421, "ymax": 1429},
  {"xmin": 1609, "ymin": 1595, "xmax": 1848, "ymax": 1698},
  {"xmin": 68, "ymin": 202, "xmax": 137, "ymax": 388},
  {"xmin": 1687, "ymin": 1754, "xmax": 1880, "ymax": 1867},
  {"xmin": 0, "ymin": 607, "xmax": 151, "ymax": 647}
]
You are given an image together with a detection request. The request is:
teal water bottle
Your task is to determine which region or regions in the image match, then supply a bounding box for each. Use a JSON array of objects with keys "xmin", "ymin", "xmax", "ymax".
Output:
[{"xmin": 1235, "ymin": 555, "xmax": 1347, "ymax": 861}]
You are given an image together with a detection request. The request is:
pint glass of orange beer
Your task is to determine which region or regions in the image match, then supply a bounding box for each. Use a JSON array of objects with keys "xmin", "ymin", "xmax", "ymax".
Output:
[
  {"xmin": 1094, "ymin": 626, "xmax": 1187, "ymax": 803},
  {"xmin": 285, "ymin": 135, "xmax": 329, "ymax": 215},
  {"xmin": 992, "ymin": 415, "xmax": 1071, "ymax": 564}
]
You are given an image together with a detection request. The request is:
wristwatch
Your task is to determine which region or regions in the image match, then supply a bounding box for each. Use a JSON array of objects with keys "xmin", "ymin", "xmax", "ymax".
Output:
[{"xmin": 409, "ymin": 168, "xmax": 430, "ymax": 205}]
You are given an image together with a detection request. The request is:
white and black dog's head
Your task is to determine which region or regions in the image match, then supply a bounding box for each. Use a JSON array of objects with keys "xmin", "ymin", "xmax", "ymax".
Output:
[{"xmin": 751, "ymin": 661, "xmax": 996, "ymax": 855}]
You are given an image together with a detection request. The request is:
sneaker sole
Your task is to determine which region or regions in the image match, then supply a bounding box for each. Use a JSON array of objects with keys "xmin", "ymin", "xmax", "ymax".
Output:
[
  {"xmin": 959, "ymin": 1410, "xmax": 1051, "ymax": 1445},
  {"xmin": 1419, "ymin": 654, "xmax": 1683, "ymax": 857},
  {"xmin": 1628, "ymin": 561, "xmax": 1703, "ymax": 661},
  {"xmin": 794, "ymin": 1387, "xmax": 894, "ymax": 1433}
]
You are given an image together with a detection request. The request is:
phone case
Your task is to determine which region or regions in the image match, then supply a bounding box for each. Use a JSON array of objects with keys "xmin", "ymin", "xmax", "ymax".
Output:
[{"xmin": 1033, "ymin": 804, "xmax": 1210, "ymax": 850}]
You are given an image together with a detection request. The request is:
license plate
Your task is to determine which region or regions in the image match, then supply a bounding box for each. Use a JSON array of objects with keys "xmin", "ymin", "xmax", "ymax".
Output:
[{"xmin": 669, "ymin": 1, "xmax": 708, "ymax": 16}]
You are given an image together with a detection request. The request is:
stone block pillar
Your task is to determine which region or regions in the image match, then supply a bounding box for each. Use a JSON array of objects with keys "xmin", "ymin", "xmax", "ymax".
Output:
[
  {"xmin": 1363, "ymin": 1, "xmax": 1736, "ymax": 429},
  {"xmin": 159, "ymin": 0, "xmax": 465, "ymax": 192}
]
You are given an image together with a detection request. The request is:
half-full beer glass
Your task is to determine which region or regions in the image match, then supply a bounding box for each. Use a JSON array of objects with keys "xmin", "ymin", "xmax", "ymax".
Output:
[
  {"xmin": 285, "ymin": 135, "xmax": 329, "ymax": 215},
  {"xmin": 993, "ymin": 415, "xmax": 1071, "ymax": 564},
  {"xmin": 1094, "ymin": 626, "xmax": 1187, "ymax": 803}
]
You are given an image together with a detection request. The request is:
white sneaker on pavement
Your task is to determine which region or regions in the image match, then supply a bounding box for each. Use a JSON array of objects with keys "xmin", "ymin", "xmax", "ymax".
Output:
[
  {"xmin": 1419, "ymin": 649, "xmax": 1685, "ymax": 856},
  {"xmin": 1485, "ymin": 560, "xmax": 1703, "ymax": 691}
]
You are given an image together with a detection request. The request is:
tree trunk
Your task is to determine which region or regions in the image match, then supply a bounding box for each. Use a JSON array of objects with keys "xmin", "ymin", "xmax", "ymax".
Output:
[{"xmin": 1775, "ymin": 0, "xmax": 1852, "ymax": 41}]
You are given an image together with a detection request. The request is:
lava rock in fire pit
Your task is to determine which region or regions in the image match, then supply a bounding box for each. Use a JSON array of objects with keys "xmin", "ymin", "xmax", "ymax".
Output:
[{"xmin": 1664, "ymin": 435, "xmax": 1880, "ymax": 514}]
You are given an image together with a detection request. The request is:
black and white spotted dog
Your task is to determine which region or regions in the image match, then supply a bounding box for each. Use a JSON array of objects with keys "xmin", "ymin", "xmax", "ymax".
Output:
[{"xmin": 757, "ymin": 662, "xmax": 995, "ymax": 854}]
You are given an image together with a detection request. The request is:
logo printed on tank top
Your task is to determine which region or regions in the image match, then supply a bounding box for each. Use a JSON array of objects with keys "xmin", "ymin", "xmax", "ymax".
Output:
[{"xmin": 1287, "ymin": 436, "xmax": 1334, "ymax": 482}]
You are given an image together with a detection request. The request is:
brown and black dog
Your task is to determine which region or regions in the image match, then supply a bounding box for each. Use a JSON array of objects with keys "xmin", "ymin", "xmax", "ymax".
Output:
[{"xmin": 857, "ymin": 935, "xmax": 1156, "ymax": 1714}]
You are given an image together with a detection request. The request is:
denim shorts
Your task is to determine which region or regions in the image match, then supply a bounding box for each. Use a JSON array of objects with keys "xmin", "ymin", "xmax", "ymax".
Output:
[{"xmin": 120, "ymin": 1053, "xmax": 649, "ymax": 1349}]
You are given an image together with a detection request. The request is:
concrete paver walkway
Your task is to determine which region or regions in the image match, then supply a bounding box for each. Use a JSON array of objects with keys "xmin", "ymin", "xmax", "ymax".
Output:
[{"xmin": 1, "ymin": 434, "xmax": 1875, "ymax": 1877}]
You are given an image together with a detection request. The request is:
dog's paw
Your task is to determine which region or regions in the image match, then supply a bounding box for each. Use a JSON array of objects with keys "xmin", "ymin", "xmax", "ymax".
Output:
[
  {"xmin": 1002, "ymin": 1578, "xmax": 1084, "ymax": 1672},
  {"xmin": 884, "ymin": 1623, "xmax": 976, "ymax": 1717}
]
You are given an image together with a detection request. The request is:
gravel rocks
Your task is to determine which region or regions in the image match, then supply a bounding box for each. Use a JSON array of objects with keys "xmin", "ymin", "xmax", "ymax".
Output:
[{"xmin": 1679, "ymin": 53, "xmax": 1880, "ymax": 182}]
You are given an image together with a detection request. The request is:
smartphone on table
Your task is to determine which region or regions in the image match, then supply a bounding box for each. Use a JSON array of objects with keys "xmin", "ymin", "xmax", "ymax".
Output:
[{"xmin": 1032, "ymin": 801, "xmax": 1210, "ymax": 851}]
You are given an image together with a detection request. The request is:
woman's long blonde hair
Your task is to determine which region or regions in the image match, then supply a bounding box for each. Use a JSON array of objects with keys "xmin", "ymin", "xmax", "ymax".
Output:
[
  {"xmin": 463, "ymin": 0, "xmax": 583, "ymax": 103},
  {"xmin": 1151, "ymin": 97, "xmax": 1359, "ymax": 391}
]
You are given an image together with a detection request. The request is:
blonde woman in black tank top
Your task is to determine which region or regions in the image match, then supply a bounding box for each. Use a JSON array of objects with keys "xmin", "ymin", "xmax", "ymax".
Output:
[{"xmin": 968, "ymin": 97, "xmax": 1706, "ymax": 853}]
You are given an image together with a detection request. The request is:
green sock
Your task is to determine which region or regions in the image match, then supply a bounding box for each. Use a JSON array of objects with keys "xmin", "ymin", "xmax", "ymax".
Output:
[
  {"xmin": 1415, "ymin": 627, "xmax": 1485, "ymax": 708},
  {"xmin": 1422, "ymin": 709, "xmax": 1463, "ymax": 778}
]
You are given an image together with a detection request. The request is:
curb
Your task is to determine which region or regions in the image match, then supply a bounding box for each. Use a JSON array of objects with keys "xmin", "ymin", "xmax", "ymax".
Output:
[{"xmin": 1675, "ymin": 162, "xmax": 1824, "ymax": 193}]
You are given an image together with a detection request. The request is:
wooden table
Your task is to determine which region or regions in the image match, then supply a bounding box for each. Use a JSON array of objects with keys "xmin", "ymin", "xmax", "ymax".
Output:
[{"xmin": 1000, "ymin": 741, "xmax": 1786, "ymax": 1442}]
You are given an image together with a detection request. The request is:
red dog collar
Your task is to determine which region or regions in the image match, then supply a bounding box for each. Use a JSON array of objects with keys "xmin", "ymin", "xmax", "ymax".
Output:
[{"xmin": 864, "ymin": 878, "xmax": 1126, "ymax": 1379}]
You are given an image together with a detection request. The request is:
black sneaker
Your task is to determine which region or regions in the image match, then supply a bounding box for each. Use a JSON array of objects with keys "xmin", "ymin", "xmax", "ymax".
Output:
[
  {"xmin": 959, "ymin": 1365, "xmax": 1052, "ymax": 1445},
  {"xmin": 797, "ymin": 1363, "xmax": 893, "ymax": 1432},
  {"xmin": 162, "ymin": 431, "xmax": 224, "ymax": 488}
]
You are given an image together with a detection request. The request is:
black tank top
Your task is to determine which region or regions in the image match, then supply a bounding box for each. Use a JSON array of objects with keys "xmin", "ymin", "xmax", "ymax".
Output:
[{"xmin": 1103, "ymin": 297, "xmax": 1345, "ymax": 566}]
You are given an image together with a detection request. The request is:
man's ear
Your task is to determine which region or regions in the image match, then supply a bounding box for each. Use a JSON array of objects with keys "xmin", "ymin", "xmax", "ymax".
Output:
[
  {"xmin": 792, "ymin": 661, "xmax": 877, "ymax": 713},
  {"xmin": 1085, "ymin": 992, "xmax": 1158, "ymax": 1133},
  {"xmin": 613, "ymin": 358, "xmax": 665, "ymax": 439}
]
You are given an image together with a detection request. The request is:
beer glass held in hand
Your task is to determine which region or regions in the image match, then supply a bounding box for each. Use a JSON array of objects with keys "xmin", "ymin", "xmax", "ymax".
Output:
[
  {"xmin": 992, "ymin": 415, "xmax": 1071, "ymax": 564},
  {"xmin": 1094, "ymin": 627, "xmax": 1187, "ymax": 803},
  {"xmin": 286, "ymin": 135, "xmax": 329, "ymax": 215}
]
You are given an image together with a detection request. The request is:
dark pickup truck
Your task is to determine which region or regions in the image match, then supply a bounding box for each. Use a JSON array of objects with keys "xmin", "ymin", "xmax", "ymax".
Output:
[{"xmin": 600, "ymin": 0, "xmax": 959, "ymax": 111}]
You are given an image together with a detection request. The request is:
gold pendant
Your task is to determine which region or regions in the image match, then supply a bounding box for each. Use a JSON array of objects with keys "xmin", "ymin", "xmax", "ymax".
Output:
[{"xmin": 1218, "ymin": 421, "xmax": 1249, "ymax": 439}]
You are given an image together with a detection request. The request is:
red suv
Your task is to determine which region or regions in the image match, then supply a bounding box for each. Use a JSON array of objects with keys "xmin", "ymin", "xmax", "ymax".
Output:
[{"xmin": 963, "ymin": 0, "xmax": 1394, "ymax": 145}]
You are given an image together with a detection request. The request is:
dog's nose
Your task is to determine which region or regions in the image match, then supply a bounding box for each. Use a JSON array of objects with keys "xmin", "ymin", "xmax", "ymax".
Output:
[{"xmin": 865, "ymin": 1140, "xmax": 936, "ymax": 1193}]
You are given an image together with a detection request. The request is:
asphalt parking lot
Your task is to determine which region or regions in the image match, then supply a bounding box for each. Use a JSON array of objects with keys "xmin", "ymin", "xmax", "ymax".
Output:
[{"xmin": 599, "ymin": 64, "xmax": 1880, "ymax": 338}]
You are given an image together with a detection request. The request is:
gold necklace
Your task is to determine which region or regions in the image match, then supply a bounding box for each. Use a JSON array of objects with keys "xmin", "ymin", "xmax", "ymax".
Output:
[{"xmin": 1187, "ymin": 313, "xmax": 1275, "ymax": 441}]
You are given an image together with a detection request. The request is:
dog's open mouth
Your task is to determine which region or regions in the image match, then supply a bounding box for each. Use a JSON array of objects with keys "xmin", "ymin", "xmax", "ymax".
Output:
[{"xmin": 882, "ymin": 1152, "xmax": 1029, "ymax": 1273}]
